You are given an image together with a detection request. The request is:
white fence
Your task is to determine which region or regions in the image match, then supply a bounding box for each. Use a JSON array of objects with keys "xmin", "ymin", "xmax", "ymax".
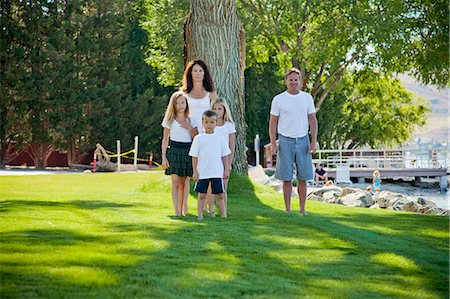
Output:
[{"xmin": 313, "ymin": 148, "xmax": 448, "ymax": 169}]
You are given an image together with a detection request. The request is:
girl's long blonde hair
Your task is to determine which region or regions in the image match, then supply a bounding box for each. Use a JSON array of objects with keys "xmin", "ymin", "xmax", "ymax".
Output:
[
  {"xmin": 210, "ymin": 98, "xmax": 234, "ymax": 123},
  {"xmin": 162, "ymin": 91, "xmax": 190, "ymax": 125}
]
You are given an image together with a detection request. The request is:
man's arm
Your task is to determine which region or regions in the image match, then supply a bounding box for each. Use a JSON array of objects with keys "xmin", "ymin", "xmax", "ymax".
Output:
[
  {"xmin": 308, "ymin": 113, "xmax": 317, "ymax": 154},
  {"xmin": 269, "ymin": 114, "xmax": 279, "ymax": 155}
]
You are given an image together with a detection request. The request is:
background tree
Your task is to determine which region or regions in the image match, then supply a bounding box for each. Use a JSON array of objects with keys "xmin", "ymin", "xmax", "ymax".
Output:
[
  {"xmin": 1, "ymin": 0, "xmax": 172, "ymax": 168},
  {"xmin": 238, "ymin": 0, "xmax": 449, "ymax": 111},
  {"xmin": 183, "ymin": 0, "xmax": 247, "ymax": 173},
  {"xmin": 317, "ymin": 71, "xmax": 431, "ymax": 149}
]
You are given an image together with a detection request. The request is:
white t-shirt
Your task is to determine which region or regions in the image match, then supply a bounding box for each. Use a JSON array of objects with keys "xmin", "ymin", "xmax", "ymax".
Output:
[
  {"xmin": 270, "ymin": 90, "xmax": 315, "ymax": 138},
  {"xmin": 214, "ymin": 122, "xmax": 236, "ymax": 149},
  {"xmin": 162, "ymin": 118, "xmax": 198, "ymax": 143},
  {"xmin": 186, "ymin": 92, "xmax": 210, "ymax": 132},
  {"xmin": 189, "ymin": 132, "xmax": 231, "ymax": 179}
]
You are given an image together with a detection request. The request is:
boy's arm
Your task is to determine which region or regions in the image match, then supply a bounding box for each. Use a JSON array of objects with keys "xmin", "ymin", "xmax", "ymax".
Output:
[{"xmin": 192, "ymin": 157, "xmax": 199, "ymax": 182}]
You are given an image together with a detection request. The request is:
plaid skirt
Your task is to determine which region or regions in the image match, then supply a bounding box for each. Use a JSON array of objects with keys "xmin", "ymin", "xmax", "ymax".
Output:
[{"xmin": 165, "ymin": 140, "xmax": 193, "ymax": 177}]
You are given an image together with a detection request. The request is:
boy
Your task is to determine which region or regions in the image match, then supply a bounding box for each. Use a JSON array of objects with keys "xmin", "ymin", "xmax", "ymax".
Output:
[{"xmin": 189, "ymin": 110, "xmax": 231, "ymax": 220}]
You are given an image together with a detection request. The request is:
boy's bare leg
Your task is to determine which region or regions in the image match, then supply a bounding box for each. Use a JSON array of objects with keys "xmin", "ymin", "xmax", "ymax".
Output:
[
  {"xmin": 216, "ymin": 193, "xmax": 227, "ymax": 218},
  {"xmin": 197, "ymin": 193, "xmax": 206, "ymax": 220},
  {"xmin": 282, "ymin": 180, "xmax": 292, "ymax": 213},
  {"xmin": 205, "ymin": 185, "xmax": 214, "ymax": 214},
  {"xmin": 171, "ymin": 175, "xmax": 180, "ymax": 216},
  {"xmin": 297, "ymin": 180, "xmax": 307, "ymax": 214}
]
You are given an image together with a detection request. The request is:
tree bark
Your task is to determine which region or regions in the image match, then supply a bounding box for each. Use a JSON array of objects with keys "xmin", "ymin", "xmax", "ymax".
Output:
[{"xmin": 183, "ymin": 0, "xmax": 247, "ymax": 174}]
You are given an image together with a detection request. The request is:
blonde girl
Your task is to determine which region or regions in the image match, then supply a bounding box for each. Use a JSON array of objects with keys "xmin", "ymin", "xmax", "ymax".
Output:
[
  {"xmin": 372, "ymin": 170, "xmax": 381, "ymax": 194},
  {"xmin": 210, "ymin": 98, "xmax": 236, "ymax": 215},
  {"xmin": 161, "ymin": 91, "xmax": 198, "ymax": 216}
]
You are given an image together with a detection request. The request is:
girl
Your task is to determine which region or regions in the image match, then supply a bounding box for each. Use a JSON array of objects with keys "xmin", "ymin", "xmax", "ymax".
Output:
[
  {"xmin": 161, "ymin": 91, "xmax": 198, "ymax": 216},
  {"xmin": 181, "ymin": 59, "xmax": 217, "ymax": 132},
  {"xmin": 210, "ymin": 98, "xmax": 236, "ymax": 215},
  {"xmin": 372, "ymin": 170, "xmax": 381, "ymax": 194}
]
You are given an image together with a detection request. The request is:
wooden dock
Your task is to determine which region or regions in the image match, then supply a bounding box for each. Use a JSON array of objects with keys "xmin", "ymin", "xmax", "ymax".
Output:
[{"xmin": 326, "ymin": 167, "xmax": 448, "ymax": 179}]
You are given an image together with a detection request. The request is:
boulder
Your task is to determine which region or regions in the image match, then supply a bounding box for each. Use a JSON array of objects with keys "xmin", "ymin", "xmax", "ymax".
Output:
[
  {"xmin": 340, "ymin": 187, "xmax": 360, "ymax": 197},
  {"xmin": 248, "ymin": 165, "xmax": 270, "ymax": 185},
  {"xmin": 307, "ymin": 186, "xmax": 342, "ymax": 198},
  {"xmin": 340, "ymin": 192, "xmax": 371, "ymax": 207}
]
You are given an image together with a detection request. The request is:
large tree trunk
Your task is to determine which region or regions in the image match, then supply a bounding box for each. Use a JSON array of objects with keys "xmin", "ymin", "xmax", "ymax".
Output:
[{"xmin": 183, "ymin": 0, "xmax": 247, "ymax": 174}]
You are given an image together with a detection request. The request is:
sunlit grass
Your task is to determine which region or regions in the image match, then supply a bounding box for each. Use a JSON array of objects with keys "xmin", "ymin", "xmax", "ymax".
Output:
[{"xmin": 0, "ymin": 172, "xmax": 448, "ymax": 298}]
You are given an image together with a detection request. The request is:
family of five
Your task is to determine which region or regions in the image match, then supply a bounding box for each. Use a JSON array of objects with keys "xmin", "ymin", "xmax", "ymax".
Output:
[{"xmin": 161, "ymin": 60, "xmax": 317, "ymax": 220}]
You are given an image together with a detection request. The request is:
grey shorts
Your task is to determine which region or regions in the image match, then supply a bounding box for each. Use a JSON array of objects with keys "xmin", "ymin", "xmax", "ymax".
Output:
[{"xmin": 275, "ymin": 134, "xmax": 313, "ymax": 181}]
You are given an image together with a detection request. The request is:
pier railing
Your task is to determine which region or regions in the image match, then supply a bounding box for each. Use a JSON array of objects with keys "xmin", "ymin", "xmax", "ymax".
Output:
[{"xmin": 312, "ymin": 148, "xmax": 448, "ymax": 169}]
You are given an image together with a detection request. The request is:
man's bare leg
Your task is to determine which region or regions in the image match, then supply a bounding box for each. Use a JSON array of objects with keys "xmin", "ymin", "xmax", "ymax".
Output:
[
  {"xmin": 297, "ymin": 180, "xmax": 307, "ymax": 214},
  {"xmin": 197, "ymin": 193, "xmax": 206, "ymax": 220},
  {"xmin": 282, "ymin": 180, "xmax": 292, "ymax": 213}
]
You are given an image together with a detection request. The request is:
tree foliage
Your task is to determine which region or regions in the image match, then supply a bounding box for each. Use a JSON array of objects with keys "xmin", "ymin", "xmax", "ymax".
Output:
[
  {"xmin": 1, "ymin": 0, "xmax": 171, "ymax": 168},
  {"xmin": 238, "ymin": 0, "xmax": 449, "ymax": 108},
  {"xmin": 317, "ymin": 71, "xmax": 431, "ymax": 149}
]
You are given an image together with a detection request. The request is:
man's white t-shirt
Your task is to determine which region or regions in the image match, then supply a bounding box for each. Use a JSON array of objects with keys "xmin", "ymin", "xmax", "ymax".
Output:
[
  {"xmin": 186, "ymin": 92, "xmax": 210, "ymax": 132},
  {"xmin": 162, "ymin": 118, "xmax": 198, "ymax": 143},
  {"xmin": 213, "ymin": 122, "xmax": 236, "ymax": 149},
  {"xmin": 270, "ymin": 90, "xmax": 315, "ymax": 138},
  {"xmin": 189, "ymin": 132, "xmax": 231, "ymax": 179}
]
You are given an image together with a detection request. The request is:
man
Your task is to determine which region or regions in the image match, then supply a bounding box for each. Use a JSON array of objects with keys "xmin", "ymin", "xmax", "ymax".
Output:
[
  {"xmin": 314, "ymin": 163, "xmax": 328, "ymax": 183},
  {"xmin": 269, "ymin": 68, "xmax": 318, "ymax": 215}
]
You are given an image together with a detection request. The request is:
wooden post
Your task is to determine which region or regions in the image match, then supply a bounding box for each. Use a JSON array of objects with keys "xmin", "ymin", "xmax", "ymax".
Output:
[
  {"xmin": 117, "ymin": 140, "xmax": 121, "ymax": 173},
  {"xmin": 254, "ymin": 134, "xmax": 260, "ymax": 166},
  {"xmin": 134, "ymin": 136, "xmax": 138, "ymax": 171}
]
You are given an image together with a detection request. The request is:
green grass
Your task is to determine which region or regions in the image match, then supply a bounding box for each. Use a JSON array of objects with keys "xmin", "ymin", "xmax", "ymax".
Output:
[{"xmin": 0, "ymin": 172, "xmax": 448, "ymax": 298}]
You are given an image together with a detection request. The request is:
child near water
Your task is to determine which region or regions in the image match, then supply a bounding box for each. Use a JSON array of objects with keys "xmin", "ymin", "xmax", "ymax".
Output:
[{"xmin": 372, "ymin": 170, "xmax": 381, "ymax": 194}]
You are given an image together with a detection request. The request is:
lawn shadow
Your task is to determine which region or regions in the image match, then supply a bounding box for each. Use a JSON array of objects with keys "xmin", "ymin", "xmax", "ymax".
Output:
[
  {"xmin": 98, "ymin": 175, "xmax": 449, "ymax": 298},
  {"xmin": 2, "ymin": 174, "xmax": 448, "ymax": 298},
  {"xmin": 0, "ymin": 199, "xmax": 135, "ymax": 213}
]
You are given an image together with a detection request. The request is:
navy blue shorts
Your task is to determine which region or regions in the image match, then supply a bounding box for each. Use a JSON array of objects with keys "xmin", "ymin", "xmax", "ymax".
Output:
[{"xmin": 194, "ymin": 178, "xmax": 224, "ymax": 194}]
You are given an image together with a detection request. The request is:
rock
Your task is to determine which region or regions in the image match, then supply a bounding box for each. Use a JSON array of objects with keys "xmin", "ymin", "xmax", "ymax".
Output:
[
  {"xmin": 248, "ymin": 165, "xmax": 270, "ymax": 185},
  {"xmin": 340, "ymin": 192, "xmax": 371, "ymax": 207},
  {"xmin": 402, "ymin": 201, "xmax": 421, "ymax": 212},
  {"xmin": 266, "ymin": 177, "xmax": 283, "ymax": 192},
  {"xmin": 83, "ymin": 169, "xmax": 92, "ymax": 173},
  {"xmin": 307, "ymin": 186, "xmax": 342, "ymax": 198},
  {"xmin": 340, "ymin": 187, "xmax": 360, "ymax": 197},
  {"xmin": 323, "ymin": 191, "xmax": 338, "ymax": 201}
]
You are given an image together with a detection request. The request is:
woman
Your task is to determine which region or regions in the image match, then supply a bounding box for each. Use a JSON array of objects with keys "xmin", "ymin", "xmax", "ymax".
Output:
[
  {"xmin": 181, "ymin": 60, "xmax": 217, "ymax": 132},
  {"xmin": 181, "ymin": 60, "xmax": 217, "ymax": 214}
]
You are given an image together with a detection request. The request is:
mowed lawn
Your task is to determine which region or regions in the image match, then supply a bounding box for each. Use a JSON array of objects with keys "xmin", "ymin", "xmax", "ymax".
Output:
[{"xmin": 0, "ymin": 172, "xmax": 448, "ymax": 298}]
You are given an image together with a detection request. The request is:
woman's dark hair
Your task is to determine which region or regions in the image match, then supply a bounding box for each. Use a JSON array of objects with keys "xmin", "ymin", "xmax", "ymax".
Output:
[{"xmin": 182, "ymin": 59, "xmax": 214, "ymax": 93}]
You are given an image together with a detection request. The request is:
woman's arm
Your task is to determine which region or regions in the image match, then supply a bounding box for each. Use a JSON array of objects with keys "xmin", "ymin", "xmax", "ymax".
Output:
[
  {"xmin": 210, "ymin": 91, "xmax": 218, "ymax": 101},
  {"xmin": 179, "ymin": 119, "xmax": 198, "ymax": 138},
  {"xmin": 161, "ymin": 128, "xmax": 170, "ymax": 169}
]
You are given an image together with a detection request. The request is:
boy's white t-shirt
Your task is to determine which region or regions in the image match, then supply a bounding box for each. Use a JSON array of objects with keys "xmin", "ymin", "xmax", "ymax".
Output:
[
  {"xmin": 161, "ymin": 118, "xmax": 197, "ymax": 143},
  {"xmin": 270, "ymin": 90, "xmax": 315, "ymax": 138},
  {"xmin": 213, "ymin": 122, "xmax": 236, "ymax": 149},
  {"xmin": 189, "ymin": 132, "xmax": 231, "ymax": 180}
]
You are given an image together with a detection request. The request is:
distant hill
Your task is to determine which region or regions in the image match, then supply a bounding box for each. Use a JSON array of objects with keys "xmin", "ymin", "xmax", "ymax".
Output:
[{"xmin": 397, "ymin": 74, "xmax": 449, "ymax": 144}]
